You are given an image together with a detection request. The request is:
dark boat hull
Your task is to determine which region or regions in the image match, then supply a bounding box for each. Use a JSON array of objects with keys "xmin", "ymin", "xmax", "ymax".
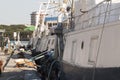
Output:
[{"xmin": 63, "ymin": 62, "xmax": 120, "ymax": 80}]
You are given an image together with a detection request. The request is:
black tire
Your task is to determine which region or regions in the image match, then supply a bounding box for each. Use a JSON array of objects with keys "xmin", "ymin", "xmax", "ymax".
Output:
[{"xmin": 48, "ymin": 61, "xmax": 65, "ymax": 80}]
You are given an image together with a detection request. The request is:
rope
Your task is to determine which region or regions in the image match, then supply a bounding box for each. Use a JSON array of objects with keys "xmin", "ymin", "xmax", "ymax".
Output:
[
  {"xmin": 47, "ymin": 60, "xmax": 58, "ymax": 80},
  {"xmin": 92, "ymin": 1, "xmax": 112, "ymax": 80},
  {"xmin": 57, "ymin": 36, "xmax": 61, "ymax": 60}
]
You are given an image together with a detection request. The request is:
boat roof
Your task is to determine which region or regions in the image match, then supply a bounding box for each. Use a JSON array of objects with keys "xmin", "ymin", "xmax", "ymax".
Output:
[{"xmin": 45, "ymin": 17, "xmax": 58, "ymax": 22}]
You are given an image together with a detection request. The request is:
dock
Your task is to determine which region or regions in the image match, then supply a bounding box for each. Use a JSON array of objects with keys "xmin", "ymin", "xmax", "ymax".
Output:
[{"xmin": 0, "ymin": 51, "xmax": 41, "ymax": 80}]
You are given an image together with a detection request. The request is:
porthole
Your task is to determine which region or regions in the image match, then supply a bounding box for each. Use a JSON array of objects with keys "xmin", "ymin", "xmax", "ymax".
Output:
[{"xmin": 52, "ymin": 39, "xmax": 54, "ymax": 45}]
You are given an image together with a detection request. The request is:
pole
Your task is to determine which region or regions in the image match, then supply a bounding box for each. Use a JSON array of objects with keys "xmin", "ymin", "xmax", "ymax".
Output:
[{"xmin": 71, "ymin": 0, "xmax": 74, "ymax": 29}]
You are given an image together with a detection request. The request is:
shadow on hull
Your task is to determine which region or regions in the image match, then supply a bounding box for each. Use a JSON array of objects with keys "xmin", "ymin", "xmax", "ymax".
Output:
[{"xmin": 63, "ymin": 62, "xmax": 120, "ymax": 80}]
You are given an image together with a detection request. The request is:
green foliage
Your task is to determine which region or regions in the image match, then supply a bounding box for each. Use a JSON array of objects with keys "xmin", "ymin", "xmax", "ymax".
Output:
[
  {"xmin": 0, "ymin": 24, "xmax": 29, "ymax": 32},
  {"xmin": 0, "ymin": 24, "xmax": 33, "ymax": 40}
]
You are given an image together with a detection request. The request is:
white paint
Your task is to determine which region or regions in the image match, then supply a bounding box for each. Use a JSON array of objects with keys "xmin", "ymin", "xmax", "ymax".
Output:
[
  {"xmin": 112, "ymin": 0, "xmax": 120, "ymax": 3},
  {"xmin": 88, "ymin": 36, "xmax": 98, "ymax": 63},
  {"xmin": 96, "ymin": 0, "xmax": 120, "ymax": 4},
  {"xmin": 95, "ymin": 0, "xmax": 103, "ymax": 4},
  {"xmin": 63, "ymin": 20, "xmax": 120, "ymax": 68}
]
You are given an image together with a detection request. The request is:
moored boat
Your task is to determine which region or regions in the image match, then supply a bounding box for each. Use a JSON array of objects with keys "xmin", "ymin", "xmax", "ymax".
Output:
[{"xmin": 29, "ymin": 0, "xmax": 120, "ymax": 80}]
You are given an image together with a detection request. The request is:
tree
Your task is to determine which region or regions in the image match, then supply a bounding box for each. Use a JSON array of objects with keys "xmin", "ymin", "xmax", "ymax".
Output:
[{"xmin": 0, "ymin": 24, "xmax": 33, "ymax": 40}]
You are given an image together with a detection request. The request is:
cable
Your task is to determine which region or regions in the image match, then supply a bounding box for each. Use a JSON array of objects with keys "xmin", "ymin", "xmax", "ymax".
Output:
[
  {"xmin": 47, "ymin": 60, "xmax": 58, "ymax": 80},
  {"xmin": 92, "ymin": 1, "xmax": 112, "ymax": 80}
]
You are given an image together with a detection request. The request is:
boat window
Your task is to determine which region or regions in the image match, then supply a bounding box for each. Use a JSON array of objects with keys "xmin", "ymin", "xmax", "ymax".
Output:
[
  {"xmin": 47, "ymin": 39, "xmax": 51, "ymax": 49},
  {"xmin": 81, "ymin": 41, "xmax": 84, "ymax": 50},
  {"xmin": 53, "ymin": 23, "xmax": 57, "ymax": 26},
  {"xmin": 48, "ymin": 40, "xmax": 50, "ymax": 44},
  {"xmin": 52, "ymin": 39, "xmax": 54, "ymax": 45},
  {"xmin": 48, "ymin": 23, "xmax": 52, "ymax": 27}
]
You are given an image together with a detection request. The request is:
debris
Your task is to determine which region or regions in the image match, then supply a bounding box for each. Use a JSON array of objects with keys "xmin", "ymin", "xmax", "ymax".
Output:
[{"xmin": 14, "ymin": 59, "xmax": 35, "ymax": 68}]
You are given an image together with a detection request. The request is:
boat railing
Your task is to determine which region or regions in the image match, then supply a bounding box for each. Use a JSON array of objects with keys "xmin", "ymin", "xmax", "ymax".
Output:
[
  {"xmin": 75, "ymin": 1, "xmax": 120, "ymax": 30},
  {"xmin": 64, "ymin": 0, "xmax": 120, "ymax": 32}
]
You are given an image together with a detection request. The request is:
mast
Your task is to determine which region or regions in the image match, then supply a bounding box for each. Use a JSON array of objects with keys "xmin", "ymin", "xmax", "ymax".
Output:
[
  {"xmin": 32, "ymin": 3, "xmax": 42, "ymax": 38},
  {"xmin": 33, "ymin": 0, "xmax": 60, "ymax": 38},
  {"xmin": 71, "ymin": 0, "xmax": 74, "ymax": 28}
]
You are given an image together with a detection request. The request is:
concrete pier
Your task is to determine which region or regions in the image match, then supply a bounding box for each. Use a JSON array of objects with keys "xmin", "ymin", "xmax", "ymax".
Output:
[{"xmin": 0, "ymin": 51, "xmax": 41, "ymax": 80}]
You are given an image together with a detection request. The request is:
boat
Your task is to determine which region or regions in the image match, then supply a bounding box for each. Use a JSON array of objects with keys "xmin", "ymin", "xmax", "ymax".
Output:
[{"xmin": 28, "ymin": 0, "xmax": 120, "ymax": 80}]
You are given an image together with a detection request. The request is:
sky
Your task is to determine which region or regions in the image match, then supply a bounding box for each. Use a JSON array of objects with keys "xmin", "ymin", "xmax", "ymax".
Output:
[{"xmin": 0, "ymin": 0, "xmax": 47, "ymax": 25}]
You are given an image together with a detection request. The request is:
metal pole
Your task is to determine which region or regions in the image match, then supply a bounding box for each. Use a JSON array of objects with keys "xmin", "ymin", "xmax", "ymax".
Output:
[{"xmin": 71, "ymin": 0, "xmax": 74, "ymax": 29}]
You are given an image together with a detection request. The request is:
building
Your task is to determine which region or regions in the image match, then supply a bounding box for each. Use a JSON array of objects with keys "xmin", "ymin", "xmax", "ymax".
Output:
[
  {"xmin": 30, "ymin": 11, "xmax": 39, "ymax": 26},
  {"xmin": 30, "ymin": 11, "xmax": 47, "ymax": 26}
]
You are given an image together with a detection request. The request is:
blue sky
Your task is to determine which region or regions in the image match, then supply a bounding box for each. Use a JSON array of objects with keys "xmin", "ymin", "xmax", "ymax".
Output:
[{"xmin": 0, "ymin": 0, "xmax": 47, "ymax": 25}]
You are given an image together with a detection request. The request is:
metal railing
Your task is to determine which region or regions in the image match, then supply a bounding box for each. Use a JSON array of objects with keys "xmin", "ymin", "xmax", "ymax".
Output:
[{"xmin": 64, "ymin": 1, "xmax": 120, "ymax": 32}]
